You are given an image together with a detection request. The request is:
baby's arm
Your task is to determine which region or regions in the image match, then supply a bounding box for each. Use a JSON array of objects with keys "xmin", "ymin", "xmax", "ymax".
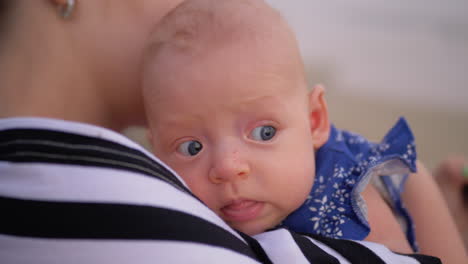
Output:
[
  {"xmin": 402, "ymin": 160, "xmax": 467, "ymax": 264},
  {"xmin": 361, "ymin": 182, "xmax": 413, "ymax": 253}
]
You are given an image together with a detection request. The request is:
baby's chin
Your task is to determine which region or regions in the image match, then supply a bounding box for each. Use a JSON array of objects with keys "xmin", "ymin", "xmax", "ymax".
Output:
[{"xmin": 227, "ymin": 219, "xmax": 278, "ymax": 236}]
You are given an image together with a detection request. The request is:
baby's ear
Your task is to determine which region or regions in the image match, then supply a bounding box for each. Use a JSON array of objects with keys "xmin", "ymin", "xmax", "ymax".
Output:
[{"xmin": 308, "ymin": 84, "xmax": 330, "ymax": 150}]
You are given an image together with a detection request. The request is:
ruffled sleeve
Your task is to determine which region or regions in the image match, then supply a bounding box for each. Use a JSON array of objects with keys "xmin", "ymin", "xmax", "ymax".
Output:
[{"xmin": 281, "ymin": 117, "xmax": 418, "ymax": 247}]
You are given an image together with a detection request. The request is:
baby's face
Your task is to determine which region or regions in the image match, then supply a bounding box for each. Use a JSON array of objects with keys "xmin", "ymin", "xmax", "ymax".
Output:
[{"xmin": 144, "ymin": 41, "xmax": 316, "ymax": 235}]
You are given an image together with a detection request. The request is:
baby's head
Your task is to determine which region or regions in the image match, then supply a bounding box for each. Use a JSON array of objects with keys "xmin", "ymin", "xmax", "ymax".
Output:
[{"xmin": 142, "ymin": 0, "xmax": 330, "ymax": 235}]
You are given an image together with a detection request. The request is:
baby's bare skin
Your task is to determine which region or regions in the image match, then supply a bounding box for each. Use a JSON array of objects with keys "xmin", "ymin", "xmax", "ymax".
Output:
[{"xmin": 434, "ymin": 157, "xmax": 468, "ymax": 250}]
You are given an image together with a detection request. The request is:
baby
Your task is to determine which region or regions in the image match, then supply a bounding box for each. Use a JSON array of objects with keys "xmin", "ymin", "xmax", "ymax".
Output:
[{"xmin": 141, "ymin": 0, "xmax": 463, "ymax": 259}]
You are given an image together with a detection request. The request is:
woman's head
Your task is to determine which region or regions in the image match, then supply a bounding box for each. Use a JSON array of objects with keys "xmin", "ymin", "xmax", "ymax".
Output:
[{"xmin": 0, "ymin": 0, "xmax": 185, "ymax": 130}]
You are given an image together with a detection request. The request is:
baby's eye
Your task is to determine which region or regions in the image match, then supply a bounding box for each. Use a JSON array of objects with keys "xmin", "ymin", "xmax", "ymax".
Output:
[
  {"xmin": 250, "ymin": 125, "xmax": 276, "ymax": 141},
  {"xmin": 177, "ymin": 140, "xmax": 203, "ymax": 156}
]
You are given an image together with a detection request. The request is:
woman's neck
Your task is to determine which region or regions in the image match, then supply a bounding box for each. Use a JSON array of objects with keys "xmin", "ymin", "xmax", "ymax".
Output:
[{"xmin": 0, "ymin": 7, "xmax": 121, "ymax": 131}]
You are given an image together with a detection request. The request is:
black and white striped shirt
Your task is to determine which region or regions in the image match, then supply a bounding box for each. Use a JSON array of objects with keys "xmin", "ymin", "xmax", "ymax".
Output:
[{"xmin": 0, "ymin": 118, "xmax": 441, "ymax": 263}]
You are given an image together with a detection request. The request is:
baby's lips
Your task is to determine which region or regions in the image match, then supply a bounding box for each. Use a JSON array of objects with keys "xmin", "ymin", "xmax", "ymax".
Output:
[{"xmin": 221, "ymin": 199, "xmax": 264, "ymax": 222}]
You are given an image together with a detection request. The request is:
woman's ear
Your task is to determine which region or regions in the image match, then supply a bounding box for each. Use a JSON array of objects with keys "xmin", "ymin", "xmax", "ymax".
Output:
[{"xmin": 308, "ymin": 84, "xmax": 330, "ymax": 150}]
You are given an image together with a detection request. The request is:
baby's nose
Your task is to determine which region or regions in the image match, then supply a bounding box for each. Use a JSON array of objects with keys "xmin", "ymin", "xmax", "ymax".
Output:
[{"xmin": 208, "ymin": 150, "xmax": 250, "ymax": 184}]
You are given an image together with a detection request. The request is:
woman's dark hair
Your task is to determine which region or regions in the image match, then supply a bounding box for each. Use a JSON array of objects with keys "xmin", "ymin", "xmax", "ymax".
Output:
[
  {"xmin": 0, "ymin": 0, "xmax": 11, "ymax": 33},
  {"xmin": 0, "ymin": 0, "xmax": 7, "ymax": 15},
  {"xmin": 0, "ymin": 0, "xmax": 12, "ymax": 16},
  {"xmin": 0, "ymin": 0, "xmax": 9, "ymax": 19}
]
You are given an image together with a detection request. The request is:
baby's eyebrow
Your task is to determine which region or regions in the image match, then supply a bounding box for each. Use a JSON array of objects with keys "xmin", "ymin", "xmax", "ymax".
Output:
[
  {"xmin": 236, "ymin": 95, "xmax": 289, "ymax": 112},
  {"xmin": 233, "ymin": 94, "xmax": 281, "ymax": 108},
  {"xmin": 158, "ymin": 113, "xmax": 204, "ymax": 126},
  {"xmin": 240, "ymin": 94, "xmax": 277, "ymax": 104}
]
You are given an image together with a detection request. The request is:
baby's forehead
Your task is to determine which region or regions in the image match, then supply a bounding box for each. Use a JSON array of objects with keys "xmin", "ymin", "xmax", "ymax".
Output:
[
  {"xmin": 143, "ymin": 0, "xmax": 306, "ymax": 85},
  {"xmin": 142, "ymin": 0, "xmax": 308, "ymax": 105},
  {"xmin": 147, "ymin": 0, "xmax": 291, "ymax": 56}
]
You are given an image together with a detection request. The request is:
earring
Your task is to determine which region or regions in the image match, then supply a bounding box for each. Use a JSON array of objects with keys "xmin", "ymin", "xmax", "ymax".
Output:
[{"xmin": 58, "ymin": 0, "xmax": 75, "ymax": 19}]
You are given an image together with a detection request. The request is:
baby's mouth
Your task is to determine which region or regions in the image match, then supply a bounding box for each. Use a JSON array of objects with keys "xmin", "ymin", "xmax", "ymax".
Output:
[{"xmin": 220, "ymin": 199, "xmax": 264, "ymax": 222}]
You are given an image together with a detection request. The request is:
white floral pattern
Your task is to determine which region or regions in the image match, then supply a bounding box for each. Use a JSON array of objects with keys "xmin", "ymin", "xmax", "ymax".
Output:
[{"xmin": 282, "ymin": 117, "xmax": 417, "ymax": 244}]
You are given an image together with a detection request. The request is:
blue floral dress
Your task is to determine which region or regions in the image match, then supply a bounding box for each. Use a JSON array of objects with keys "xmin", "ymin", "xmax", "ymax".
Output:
[{"xmin": 281, "ymin": 117, "xmax": 419, "ymax": 251}]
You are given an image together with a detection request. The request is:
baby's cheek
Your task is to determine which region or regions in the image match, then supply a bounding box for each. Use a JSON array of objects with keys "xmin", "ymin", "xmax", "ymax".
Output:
[
  {"xmin": 182, "ymin": 175, "xmax": 216, "ymax": 207},
  {"xmin": 290, "ymin": 162, "xmax": 315, "ymax": 207},
  {"xmin": 176, "ymin": 169, "xmax": 197, "ymax": 189}
]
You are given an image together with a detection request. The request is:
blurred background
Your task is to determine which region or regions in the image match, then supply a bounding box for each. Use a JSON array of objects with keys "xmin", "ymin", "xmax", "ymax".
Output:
[
  {"xmin": 265, "ymin": 0, "xmax": 468, "ymax": 170},
  {"xmin": 127, "ymin": 0, "xmax": 468, "ymax": 171}
]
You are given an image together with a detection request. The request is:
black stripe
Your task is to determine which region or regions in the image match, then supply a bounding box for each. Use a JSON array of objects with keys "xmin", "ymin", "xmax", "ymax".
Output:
[
  {"xmin": 0, "ymin": 128, "xmax": 193, "ymax": 196},
  {"xmin": 396, "ymin": 253, "xmax": 442, "ymax": 264},
  {"xmin": 290, "ymin": 231, "xmax": 340, "ymax": 264},
  {"xmin": 305, "ymin": 234, "xmax": 386, "ymax": 264},
  {"xmin": 0, "ymin": 196, "xmax": 257, "ymax": 260},
  {"xmin": 237, "ymin": 232, "xmax": 273, "ymax": 264}
]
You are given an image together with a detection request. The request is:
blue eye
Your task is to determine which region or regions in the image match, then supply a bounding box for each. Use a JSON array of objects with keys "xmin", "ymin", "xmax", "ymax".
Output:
[
  {"xmin": 250, "ymin": 125, "xmax": 276, "ymax": 141},
  {"xmin": 178, "ymin": 140, "xmax": 203, "ymax": 156}
]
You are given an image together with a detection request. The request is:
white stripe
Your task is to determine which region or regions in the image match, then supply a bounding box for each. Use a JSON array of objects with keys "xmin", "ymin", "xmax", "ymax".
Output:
[
  {"xmin": 0, "ymin": 234, "xmax": 260, "ymax": 264},
  {"xmin": 254, "ymin": 229, "xmax": 312, "ymax": 263},
  {"xmin": 353, "ymin": 240, "xmax": 420, "ymax": 264},
  {"xmin": 0, "ymin": 162, "xmax": 243, "ymax": 241}
]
